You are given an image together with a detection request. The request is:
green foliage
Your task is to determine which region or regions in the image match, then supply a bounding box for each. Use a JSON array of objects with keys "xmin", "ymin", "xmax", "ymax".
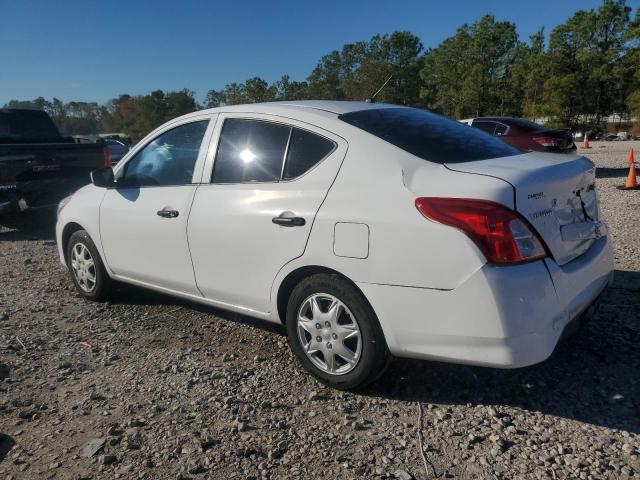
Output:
[
  {"xmin": 98, "ymin": 89, "xmax": 197, "ymax": 141},
  {"xmin": 420, "ymin": 15, "xmax": 521, "ymax": 118},
  {"xmin": 542, "ymin": 0, "xmax": 634, "ymax": 125},
  {"xmin": 5, "ymin": 1, "xmax": 639, "ymax": 139}
]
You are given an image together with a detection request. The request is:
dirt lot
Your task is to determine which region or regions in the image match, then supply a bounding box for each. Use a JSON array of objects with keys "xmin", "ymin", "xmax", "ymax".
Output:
[{"xmin": 1, "ymin": 141, "xmax": 639, "ymax": 480}]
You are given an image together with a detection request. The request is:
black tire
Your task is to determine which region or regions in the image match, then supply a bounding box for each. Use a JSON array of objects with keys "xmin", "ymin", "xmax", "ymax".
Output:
[
  {"xmin": 286, "ymin": 273, "xmax": 390, "ymax": 390},
  {"xmin": 66, "ymin": 230, "xmax": 113, "ymax": 301}
]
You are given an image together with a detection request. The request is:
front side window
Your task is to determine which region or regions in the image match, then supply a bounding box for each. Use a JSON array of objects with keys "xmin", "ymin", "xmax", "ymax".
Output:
[
  {"xmin": 339, "ymin": 108, "xmax": 519, "ymax": 163},
  {"xmin": 119, "ymin": 120, "xmax": 209, "ymax": 187}
]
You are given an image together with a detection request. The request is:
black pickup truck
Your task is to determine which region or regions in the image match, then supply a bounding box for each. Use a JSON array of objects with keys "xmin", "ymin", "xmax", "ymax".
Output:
[{"xmin": 0, "ymin": 108, "xmax": 108, "ymax": 223}]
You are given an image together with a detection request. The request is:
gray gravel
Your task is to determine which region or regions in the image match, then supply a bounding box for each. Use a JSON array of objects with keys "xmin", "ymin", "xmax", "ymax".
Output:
[{"xmin": 1, "ymin": 141, "xmax": 639, "ymax": 479}]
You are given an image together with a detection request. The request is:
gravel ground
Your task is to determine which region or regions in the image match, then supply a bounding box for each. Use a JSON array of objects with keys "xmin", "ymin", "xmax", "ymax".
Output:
[{"xmin": 0, "ymin": 141, "xmax": 638, "ymax": 480}]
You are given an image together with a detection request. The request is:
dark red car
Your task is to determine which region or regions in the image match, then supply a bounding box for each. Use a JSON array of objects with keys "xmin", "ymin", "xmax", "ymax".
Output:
[{"xmin": 463, "ymin": 117, "xmax": 576, "ymax": 153}]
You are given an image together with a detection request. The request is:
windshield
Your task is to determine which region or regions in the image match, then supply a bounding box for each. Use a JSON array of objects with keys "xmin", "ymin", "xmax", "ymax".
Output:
[
  {"xmin": 339, "ymin": 107, "xmax": 520, "ymax": 163},
  {"xmin": 506, "ymin": 118, "xmax": 547, "ymax": 132}
]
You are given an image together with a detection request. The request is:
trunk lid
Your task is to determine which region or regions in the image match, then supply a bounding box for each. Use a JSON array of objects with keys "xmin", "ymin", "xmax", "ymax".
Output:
[
  {"xmin": 446, "ymin": 152, "xmax": 604, "ymax": 266},
  {"xmin": 537, "ymin": 128, "xmax": 575, "ymax": 150}
]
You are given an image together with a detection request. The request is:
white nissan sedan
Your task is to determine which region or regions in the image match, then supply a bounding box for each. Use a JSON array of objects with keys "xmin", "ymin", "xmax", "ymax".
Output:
[{"xmin": 56, "ymin": 101, "xmax": 614, "ymax": 389}]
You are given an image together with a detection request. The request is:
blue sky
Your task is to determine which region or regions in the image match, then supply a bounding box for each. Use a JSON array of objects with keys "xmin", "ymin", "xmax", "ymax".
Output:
[{"xmin": 0, "ymin": 0, "xmax": 627, "ymax": 106}]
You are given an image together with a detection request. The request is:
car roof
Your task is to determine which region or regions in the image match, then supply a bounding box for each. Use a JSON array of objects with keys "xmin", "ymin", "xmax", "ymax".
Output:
[
  {"xmin": 181, "ymin": 100, "xmax": 400, "ymax": 121},
  {"xmin": 468, "ymin": 116, "xmax": 517, "ymax": 122}
]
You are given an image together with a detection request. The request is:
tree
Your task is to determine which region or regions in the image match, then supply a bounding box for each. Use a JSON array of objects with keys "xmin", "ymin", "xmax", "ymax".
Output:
[
  {"xmin": 420, "ymin": 15, "xmax": 521, "ymax": 118},
  {"xmin": 544, "ymin": 0, "xmax": 634, "ymax": 126},
  {"xmin": 274, "ymin": 75, "xmax": 309, "ymax": 100},
  {"xmin": 204, "ymin": 89, "xmax": 224, "ymax": 108},
  {"xmin": 513, "ymin": 29, "xmax": 550, "ymax": 120},
  {"xmin": 243, "ymin": 77, "xmax": 277, "ymax": 103},
  {"xmin": 306, "ymin": 51, "xmax": 343, "ymax": 99},
  {"xmin": 624, "ymin": 7, "xmax": 640, "ymax": 119},
  {"xmin": 341, "ymin": 32, "xmax": 424, "ymax": 104}
]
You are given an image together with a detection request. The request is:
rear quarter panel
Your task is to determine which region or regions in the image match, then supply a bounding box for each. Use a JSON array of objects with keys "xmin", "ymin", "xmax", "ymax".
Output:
[{"xmin": 272, "ymin": 130, "xmax": 517, "ymax": 303}]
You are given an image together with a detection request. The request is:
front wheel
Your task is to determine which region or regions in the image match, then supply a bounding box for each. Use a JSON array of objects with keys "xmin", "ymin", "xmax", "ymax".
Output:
[
  {"xmin": 66, "ymin": 230, "xmax": 113, "ymax": 301},
  {"xmin": 286, "ymin": 274, "xmax": 390, "ymax": 390}
]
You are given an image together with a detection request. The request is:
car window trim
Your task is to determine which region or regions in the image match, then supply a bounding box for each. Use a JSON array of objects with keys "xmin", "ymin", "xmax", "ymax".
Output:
[
  {"xmin": 279, "ymin": 127, "xmax": 294, "ymax": 181},
  {"xmin": 282, "ymin": 128, "xmax": 338, "ymax": 182},
  {"xmin": 114, "ymin": 118, "xmax": 212, "ymax": 189},
  {"xmin": 210, "ymin": 117, "xmax": 337, "ymax": 185}
]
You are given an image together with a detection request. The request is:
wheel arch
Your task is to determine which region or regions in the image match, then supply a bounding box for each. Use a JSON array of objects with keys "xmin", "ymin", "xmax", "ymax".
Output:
[
  {"xmin": 61, "ymin": 222, "xmax": 86, "ymax": 263},
  {"xmin": 275, "ymin": 265, "xmax": 374, "ymax": 325}
]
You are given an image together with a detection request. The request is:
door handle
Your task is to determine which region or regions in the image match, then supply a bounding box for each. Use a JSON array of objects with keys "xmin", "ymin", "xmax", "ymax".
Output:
[
  {"xmin": 157, "ymin": 208, "xmax": 179, "ymax": 218},
  {"xmin": 272, "ymin": 215, "xmax": 305, "ymax": 227}
]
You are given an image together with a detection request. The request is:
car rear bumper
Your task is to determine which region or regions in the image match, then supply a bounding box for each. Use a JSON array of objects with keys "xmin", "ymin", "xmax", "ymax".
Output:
[{"xmin": 357, "ymin": 235, "xmax": 613, "ymax": 368}]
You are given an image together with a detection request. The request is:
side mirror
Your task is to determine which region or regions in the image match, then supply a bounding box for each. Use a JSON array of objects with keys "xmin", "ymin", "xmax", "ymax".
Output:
[{"xmin": 90, "ymin": 167, "xmax": 115, "ymax": 188}]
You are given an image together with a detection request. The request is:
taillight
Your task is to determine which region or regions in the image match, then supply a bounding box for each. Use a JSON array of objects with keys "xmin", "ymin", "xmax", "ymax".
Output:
[
  {"xmin": 533, "ymin": 136, "xmax": 557, "ymax": 147},
  {"xmin": 415, "ymin": 197, "xmax": 547, "ymax": 265},
  {"xmin": 103, "ymin": 145, "xmax": 112, "ymax": 168}
]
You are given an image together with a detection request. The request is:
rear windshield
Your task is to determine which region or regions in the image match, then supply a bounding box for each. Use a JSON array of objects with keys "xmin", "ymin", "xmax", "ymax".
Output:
[
  {"xmin": 339, "ymin": 107, "xmax": 520, "ymax": 163},
  {"xmin": 0, "ymin": 109, "xmax": 62, "ymax": 143},
  {"xmin": 506, "ymin": 118, "xmax": 546, "ymax": 132}
]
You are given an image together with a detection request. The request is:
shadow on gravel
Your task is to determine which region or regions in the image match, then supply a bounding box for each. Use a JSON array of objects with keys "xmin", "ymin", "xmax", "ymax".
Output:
[
  {"xmin": 0, "ymin": 211, "xmax": 56, "ymax": 242},
  {"xmin": 111, "ymin": 283, "xmax": 287, "ymax": 336},
  {"xmin": 612, "ymin": 270, "xmax": 640, "ymax": 291},
  {"xmin": 0, "ymin": 434, "xmax": 16, "ymax": 463},
  {"xmin": 367, "ymin": 279, "xmax": 640, "ymax": 434},
  {"xmin": 595, "ymin": 166, "xmax": 630, "ymax": 178}
]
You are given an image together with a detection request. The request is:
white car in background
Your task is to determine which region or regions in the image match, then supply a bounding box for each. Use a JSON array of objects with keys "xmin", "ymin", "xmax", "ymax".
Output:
[{"xmin": 56, "ymin": 101, "xmax": 613, "ymax": 389}]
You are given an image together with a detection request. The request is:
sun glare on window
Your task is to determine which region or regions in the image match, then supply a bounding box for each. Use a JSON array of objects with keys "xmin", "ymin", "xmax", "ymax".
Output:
[{"xmin": 239, "ymin": 148, "xmax": 256, "ymax": 163}]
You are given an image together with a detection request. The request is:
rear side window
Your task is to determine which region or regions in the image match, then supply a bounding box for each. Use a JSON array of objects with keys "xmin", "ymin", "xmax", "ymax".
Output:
[
  {"xmin": 471, "ymin": 121, "xmax": 497, "ymax": 135},
  {"xmin": 339, "ymin": 108, "xmax": 520, "ymax": 163},
  {"xmin": 213, "ymin": 119, "xmax": 290, "ymax": 183},
  {"xmin": 508, "ymin": 118, "xmax": 545, "ymax": 132},
  {"xmin": 212, "ymin": 118, "xmax": 336, "ymax": 183},
  {"xmin": 0, "ymin": 109, "xmax": 62, "ymax": 143},
  {"xmin": 494, "ymin": 123, "xmax": 508, "ymax": 135},
  {"xmin": 283, "ymin": 129, "xmax": 336, "ymax": 180}
]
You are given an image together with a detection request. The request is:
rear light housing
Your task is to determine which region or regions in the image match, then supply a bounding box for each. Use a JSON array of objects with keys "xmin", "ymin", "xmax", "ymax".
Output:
[
  {"xmin": 533, "ymin": 136, "xmax": 558, "ymax": 147},
  {"xmin": 103, "ymin": 145, "xmax": 112, "ymax": 168},
  {"xmin": 415, "ymin": 197, "xmax": 547, "ymax": 265}
]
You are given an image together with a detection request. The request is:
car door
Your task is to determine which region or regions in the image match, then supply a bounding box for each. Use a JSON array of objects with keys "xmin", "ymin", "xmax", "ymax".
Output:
[
  {"xmin": 99, "ymin": 116, "xmax": 215, "ymax": 295},
  {"xmin": 188, "ymin": 114, "xmax": 347, "ymax": 314}
]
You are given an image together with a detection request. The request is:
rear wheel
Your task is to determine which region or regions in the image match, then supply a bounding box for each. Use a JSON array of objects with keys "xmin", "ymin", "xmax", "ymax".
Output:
[
  {"xmin": 66, "ymin": 230, "xmax": 113, "ymax": 301},
  {"xmin": 286, "ymin": 274, "xmax": 390, "ymax": 390}
]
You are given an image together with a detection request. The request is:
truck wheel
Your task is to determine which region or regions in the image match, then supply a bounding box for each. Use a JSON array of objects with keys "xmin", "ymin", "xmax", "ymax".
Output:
[
  {"xmin": 286, "ymin": 274, "xmax": 390, "ymax": 390},
  {"xmin": 66, "ymin": 230, "xmax": 113, "ymax": 301}
]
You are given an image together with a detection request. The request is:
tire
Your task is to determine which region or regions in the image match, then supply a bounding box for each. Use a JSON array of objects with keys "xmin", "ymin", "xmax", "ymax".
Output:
[
  {"xmin": 286, "ymin": 273, "xmax": 390, "ymax": 390},
  {"xmin": 66, "ymin": 230, "xmax": 113, "ymax": 301}
]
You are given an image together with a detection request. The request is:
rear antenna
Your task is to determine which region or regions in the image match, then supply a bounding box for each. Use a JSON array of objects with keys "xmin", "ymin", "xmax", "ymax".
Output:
[{"xmin": 366, "ymin": 74, "xmax": 393, "ymax": 103}]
